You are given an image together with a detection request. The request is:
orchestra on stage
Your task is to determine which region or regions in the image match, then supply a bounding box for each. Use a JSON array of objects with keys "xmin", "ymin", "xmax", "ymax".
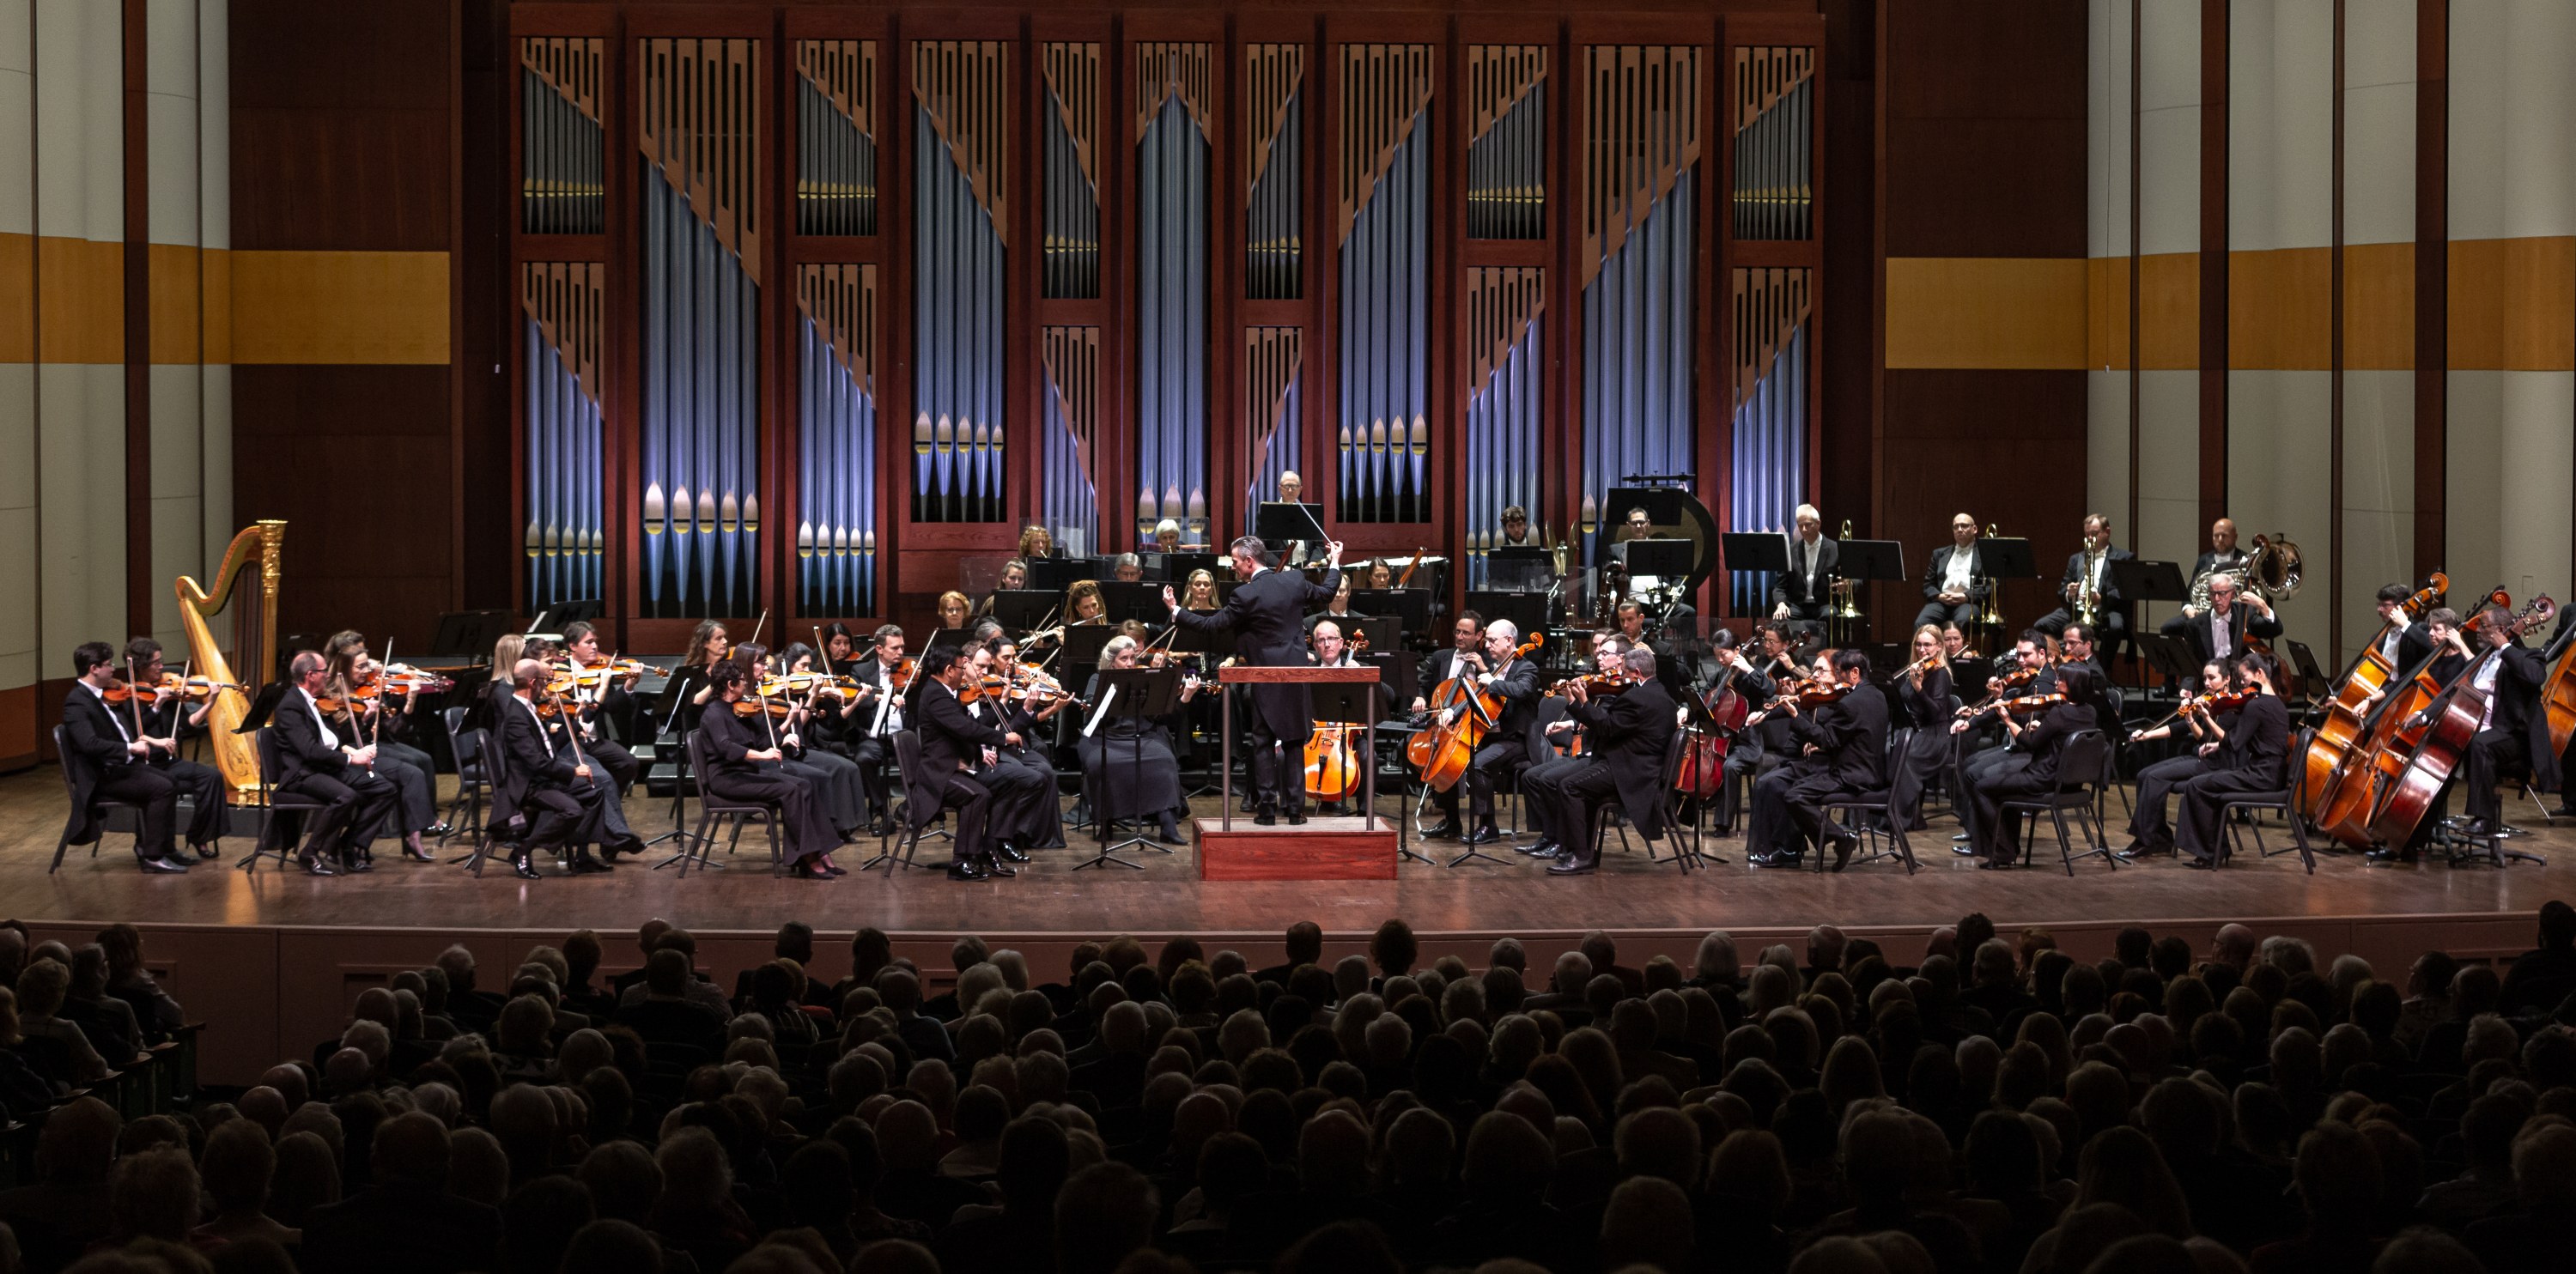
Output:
[{"xmin": 58, "ymin": 498, "xmax": 2576, "ymax": 883}]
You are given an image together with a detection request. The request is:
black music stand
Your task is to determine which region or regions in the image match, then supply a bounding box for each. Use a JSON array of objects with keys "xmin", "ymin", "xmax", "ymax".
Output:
[
  {"xmin": 1255, "ymin": 501, "xmax": 1328, "ymax": 549},
  {"xmin": 1352, "ymin": 588, "xmax": 1433, "ymax": 633},
  {"xmin": 987, "ymin": 590, "xmax": 1059, "ymax": 634},
  {"xmin": 1310, "ymin": 677, "xmax": 1394, "ymax": 835},
  {"xmin": 1486, "ymin": 546, "xmax": 1553, "ymax": 592},
  {"xmin": 1148, "ymin": 551, "xmax": 1222, "ymax": 583},
  {"xmin": 1976, "ymin": 538, "xmax": 2038, "ymax": 644},
  {"xmin": 1102, "ymin": 581, "xmax": 1165, "ymax": 624},
  {"xmin": 1720, "ymin": 532, "xmax": 1789, "ymax": 619},
  {"xmin": 1834, "ymin": 540, "xmax": 1906, "ymax": 643},
  {"xmin": 1059, "ymin": 624, "xmax": 1118, "ymax": 675},
  {"xmin": 1466, "ymin": 591, "xmax": 1550, "ymax": 641},
  {"xmin": 1027, "ymin": 556, "xmax": 1095, "ymax": 593},
  {"xmin": 921, "ymin": 628, "xmax": 975, "ymax": 660},
  {"xmin": 1078, "ymin": 667, "xmax": 1183, "ymax": 871},
  {"xmin": 2136, "ymin": 632, "xmax": 2200, "ymax": 689},
  {"xmin": 2111, "ymin": 559, "xmax": 2189, "ymax": 641}
]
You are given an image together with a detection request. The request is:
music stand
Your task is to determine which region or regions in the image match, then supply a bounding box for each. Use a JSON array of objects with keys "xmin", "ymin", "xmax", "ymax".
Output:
[
  {"xmin": 921, "ymin": 628, "xmax": 975, "ymax": 660},
  {"xmin": 1149, "ymin": 551, "xmax": 1222, "ymax": 583},
  {"xmin": 988, "ymin": 590, "xmax": 1059, "ymax": 634},
  {"xmin": 1255, "ymin": 501, "xmax": 1328, "ymax": 548},
  {"xmin": 1102, "ymin": 581, "xmax": 1165, "ymax": 624},
  {"xmin": 1486, "ymin": 546, "xmax": 1552, "ymax": 591},
  {"xmin": 2111, "ymin": 558, "xmax": 2190, "ymax": 640},
  {"xmin": 2136, "ymin": 632, "xmax": 2200, "ymax": 689},
  {"xmin": 1075, "ymin": 667, "xmax": 1182, "ymax": 870},
  {"xmin": 1058, "ymin": 624, "xmax": 1118, "ymax": 675},
  {"xmin": 1466, "ymin": 591, "xmax": 1549, "ymax": 641},
  {"xmin": 1352, "ymin": 588, "xmax": 1432, "ymax": 632},
  {"xmin": 1719, "ymin": 532, "xmax": 1789, "ymax": 619},
  {"xmin": 1026, "ymin": 556, "xmax": 1093, "ymax": 593},
  {"xmin": 1310, "ymin": 676, "xmax": 1387, "ymax": 828}
]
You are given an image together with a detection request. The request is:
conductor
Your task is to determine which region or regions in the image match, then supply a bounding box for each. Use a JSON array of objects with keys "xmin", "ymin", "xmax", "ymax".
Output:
[{"xmin": 1167, "ymin": 532, "xmax": 1346, "ymax": 825}]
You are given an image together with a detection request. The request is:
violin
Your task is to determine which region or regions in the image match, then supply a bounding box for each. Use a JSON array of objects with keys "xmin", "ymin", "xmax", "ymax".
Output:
[
  {"xmin": 732, "ymin": 676, "xmax": 800, "ymax": 718},
  {"xmin": 1955, "ymin": 665, "xmax": 2041, "ymax": 717},
  {"xmin": 107, "ymin": 673, "xmax": 243, "ymax": 707},
  {"xmin": 375, "ymin": 664, "xmax": 456, "ymax": 697},
  {"xmin": 1548, "ymin": 670, "xmax": 1646, "ymax": 698}
]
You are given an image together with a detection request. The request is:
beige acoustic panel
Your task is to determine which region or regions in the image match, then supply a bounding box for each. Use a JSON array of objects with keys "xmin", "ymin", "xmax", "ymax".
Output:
[
  {"xmin": 2223, "ymin": 369, "xmax": 2330, "ymax": 653},
  {"xmin": 34, "ymin": 362, "xmax": 125, "ymax": 659},
  {"xmin": 2496, "ymin": 372, "xmax": 2574, "ymax": 605},
  {"xmin": 2085, "ymin": 370, "xmax": 2130, "ymax": 533},
  {"xmin": 2087, "ymin": 0, "xmax": 2134, "ymax": 261},
  {"xmin": 2341, "ymin": 0, "xmax": 2415, "ymax": 248},
  {"xmin": 2135, "ymin": 369, "xmax": 2200, "ymax": 586},
  {"xmin": 2136, "ymin": 0, "xmax": 2199, "ymax": 258}
]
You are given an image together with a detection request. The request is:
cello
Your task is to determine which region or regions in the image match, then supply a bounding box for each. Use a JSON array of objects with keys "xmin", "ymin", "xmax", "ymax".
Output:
[
  {"xmin": 2297, "ymin": 574, "xmax": 2447, "ymax": 816},
  {"xmin": 1406, "ymin": 631, "xmax": 1543, "ymax": 792},
  {"xmin": 1303, "ymin": 631, "xmax": 1370, "ymax": 803},
  {"xmin": 2315, "ymin": 592, "xmax": 2533, "ymax": 846},
  {"xmin": 2544, "ymin": 622, "xmax": 2576, "ymax": 762},
  {"xmin": 2369, "ymin": 597, "xmax": 2557, "ymax": 847}
]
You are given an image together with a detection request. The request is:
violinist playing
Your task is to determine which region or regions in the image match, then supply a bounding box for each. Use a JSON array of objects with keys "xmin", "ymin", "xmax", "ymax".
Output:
[
  {"xmin": 829, "ymin": 622, "xmax": 908, "ymax": 835},
  {"xmin": 1080, "ymin": 634, "xmax": 1196, "ymax": 846},
  {"xmin": 1752, "ymin": 649, "xmax": 1888, "ymax": 871},
  {"xmin": 122, "ymin": 637, "xmax": 229, "ymax": 864},
  {"xmin": 965, "ymin": 640, "xmax": 1067, "ymax": 853},
  {"xmin": 272, "ymin": 650, "xmax": 401, "ymax": 877},
  {"xmin": 1519, "ymin": 634, "xmax": 1625, "ymax": 862},
  {"xmin": 1526, "ymin": 646, "xmax": 1680, "ymax": 876},
  {"xmin": 60, "ymin": 641, "xmax": 191, "ymax": 874},
  {"xmin": 2172, "ymin": 651, "xmax": 2293, "ymax": 867},
  {"xmin": 908, "ymin": 644, "xmax": 1042, "ymax": 881},
  {"xmin": 1949, "ymin": 632, "xmax": 2055, "ymax": 855},
  {"xmin": 1419, "ymin": 618, "xmax": 1541, "ymax": 846},
  {"xmin": 694, "ymin": 660, "xmax": 841, "ymax": 880},
  {"xmin": 557, "ymin": 621, "xmax": 645, "ymax": 798},
  {"xmin": 1965, "ymin": 662, "xmax": 2101, "ymax": 869},
  {"xmin": 1709, "ymin": 622, "xmax": 1796, "ymax": 837},
  {"xmin": 736, "ymin": 645, "xmax": 866, "ymax": 846},
  {"xmin": 321, "ymin": 633, "xmax": 441, "ymax": 864},
  {"xmin": 2121, "ymin": 658, "xmax": 2239, "ymax": 858},
  {"xmin": 1887, "ymin": 625, "xmax": 1958, "ymax": 834},
  {"xmin": 661, "ymin": 621, "xmax": 732, "ymax": 737},
  {"xmin": 490, "ymin": 658, "xmax": 613, "ymax": 880}
]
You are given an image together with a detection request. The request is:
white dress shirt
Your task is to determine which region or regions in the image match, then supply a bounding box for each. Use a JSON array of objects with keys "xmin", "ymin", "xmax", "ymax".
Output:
[
  {"xmin": 298, "ymin": 688, "xmax": 340, "ymax": 749},
  {"xmin": 81, "ymin": 681, "xmax": 135, "ymax": 751},
  {"xmin": 1941, "ymin": 546, "xmax": 1976, "ymax": 593}
]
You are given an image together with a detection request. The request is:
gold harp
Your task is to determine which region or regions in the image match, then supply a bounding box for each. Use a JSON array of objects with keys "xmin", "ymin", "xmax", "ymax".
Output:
[{"xmin": 177, "ymin": 521, "xmax": 285, "ymax": 803}]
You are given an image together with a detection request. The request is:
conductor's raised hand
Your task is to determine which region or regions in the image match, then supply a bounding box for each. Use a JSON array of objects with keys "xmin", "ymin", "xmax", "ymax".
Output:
[
  {"xmin": 1161, "ymin": 585, "xmax": 1178, "ymax": 612},
  {"xmin": 1326, "ymin": 541, "xmax": 1345, "ymax": 568}
]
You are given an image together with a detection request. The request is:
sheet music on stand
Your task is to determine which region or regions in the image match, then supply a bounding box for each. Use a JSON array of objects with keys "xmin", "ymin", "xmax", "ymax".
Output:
[{"xmin": 1485, "ymin": 548, "xmax": 1554, "ymax": 592}]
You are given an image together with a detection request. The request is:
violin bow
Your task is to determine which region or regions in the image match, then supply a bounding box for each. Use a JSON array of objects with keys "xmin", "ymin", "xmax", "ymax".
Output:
[
  {"xmin": 123, "ymin": 657, "xmax": 150, "ymax": 747},
  {"xmin": 745, "ymin": 608, "xmax": 770, "ymax": 652}
]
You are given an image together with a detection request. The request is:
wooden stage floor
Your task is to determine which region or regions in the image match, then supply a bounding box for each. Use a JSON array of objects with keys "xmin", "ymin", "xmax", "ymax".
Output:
[{"xmin": 4, "ymin": 768, "xmax": 2571, "ymax": 968}]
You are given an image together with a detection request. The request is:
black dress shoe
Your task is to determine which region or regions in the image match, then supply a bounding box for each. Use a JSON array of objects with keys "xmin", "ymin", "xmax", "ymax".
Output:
[
  {"xmin": 1951, "ymin": 843, "xmax": 1982, "ymax": 857},
  {"xmin": 1753, "ymin": 851, "xmax": 1804, "ymax": 869},
  {"xmin": 1419, "ymin": 821, "xmax": 1461, "ymax": 840},
  {"xmin": 298, "ymin": 854, "xmax": 337, "ymax": 877},
  {"xmin": 980, "ymin": 855, "xmax": 1018, "ymax": 877},
  {"xmin": 137, "ymin": 856, "xmax": 189, "ymax": 875},
  {"xmin": 341, "ymin": 852, "xmax": 374, "ymax": 874},
  {"xmin": 1520, "ymin": 839, "xmax": 1561, "ymax": 858},
  {"xmin": 510, "ymin": 852, "xmax": 542, "ymax": 881},
  {"xmin": 1286, "ymin": 809, "xmax": 1308, "ymax": 827},
  {"xmin": 2184, "ymin": 856, "xmax": 2216, "ymax": 870},
  {"xmin": 192, "ymin": 842, "xmax": 220, "ymax": 861},
  {"xmin": 1974, "ymin": 859, "xmax": 2013, "ymax": 871},
  {"xmin": 568, "ymin": 854, "xmax": 611, "ymax": 875},
  {"xmin": 996, "ymin": 842, "xmax": 1030, "ymax": 864},
  {"xmin": 946, "ymin": 859, "xmax": 990, "ymax": 882},
  {"xmin": 1157, "ymin": 826, "xmax": 1191, "ymax": 846},
  {"xmin": 1254, "ymin": 808, "xmax": 1278, "ymax": 827},
  {"xmin": 2364, "ymin": 846, "xmax": 2416, "ymax": 864},
  {"xmin": 1546, "ymin": 857, "xmax": 1598, "ymax": 875},
  {"xmin": 1461, "ymin": 824, "xmax": 1502, "ymax": 846}
]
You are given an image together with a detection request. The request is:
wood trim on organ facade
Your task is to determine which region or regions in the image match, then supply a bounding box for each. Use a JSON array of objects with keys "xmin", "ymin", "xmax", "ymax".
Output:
[{"xmin": 498, "ymin": 6, "xmax": 1829, "ymax": 646}]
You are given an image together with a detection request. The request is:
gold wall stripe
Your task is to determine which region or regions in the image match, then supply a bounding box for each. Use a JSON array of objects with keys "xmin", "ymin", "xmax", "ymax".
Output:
[
  {"xmin": 2226, "ymin": 247, "xmax": 2331, "ymax": 371},
  {"xmin": 229, "ymin": 251, "xmax": 451, "ymax": 366},
  {"xmin": 1884, "ymin": 257, "xmax": 2087, "ymax": 371},
  {"xmin": 2342, "ymin": 241, "xmax": 2415, "ymax": 372},
  {"xmin": 0, "ymin": 234, "xmax": 32, "ymax": 363},
  {"xmin": 33, "ymin": 236, "xmax": 125, "ymax": 365},
  {"xmin": 2449, "ymin": 236, "xmax": 2573, "ymax": 372}
]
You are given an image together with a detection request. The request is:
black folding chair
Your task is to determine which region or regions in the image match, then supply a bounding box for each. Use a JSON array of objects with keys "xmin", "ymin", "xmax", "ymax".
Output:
[
  {"xmin": 1820, "ymin": 787, "xmax": 1919, "ymax": 874},
  {"xmin": 1595, "ymin": 732, "xmax": 1707, "ymax": 872},
  {"xmin": 679, "ymin": 731, "xmax": 785, "ymax": 877},
  {"xmin": 240, "ymin": 727, "xmax": 338, "ymax": 872},
  {"xmin": 439, "ymin": 706, "xmax": 489, "ymax": 845},
  {"xmin": 860, "ymin": 730, "xmax": 951, "ymax": 874},
  {"xmin": 51, "ymin": 726, "xmax": 147, "ymax": 873},
  {"xmin": 2002, "ymin": 730, "xmax": 2117, "ymax": 875}
]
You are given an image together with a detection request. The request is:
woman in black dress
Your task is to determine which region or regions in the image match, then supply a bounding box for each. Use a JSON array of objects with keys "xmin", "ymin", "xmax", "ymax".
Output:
[
  {"xmin": 1889, "ymin": 624, "xmax": 1959, "ymax": 830},
  {"xmin": 1078, "ymin": 634, "xmax": 1197, "ymax": 845}
]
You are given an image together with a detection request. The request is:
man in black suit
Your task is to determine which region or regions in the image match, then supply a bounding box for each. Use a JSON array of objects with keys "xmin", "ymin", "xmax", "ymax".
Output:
[
  {"xmin": 1528, "ymin": 647, "xmax": 1680, "ymax": 875},
  {"xmin": 2190, "ymin": 518, "xmax": 2248, "ymax": 583},
  {"xmin": 1778, "ymin": 649, "xmax": 1892, "ymax": 871},
  {"xmin": 2159, "ymin": 571, "xmax": 2281, "ymax": 666},
  {"xmin": 2173, "ymin": 652, "xmax": 2293, "ymax": 866},
  {"xmin": 1418, "ymin": 617, "xmax": 1541, "ymax": 846},
  {"xmin": 2364, "ymin": 583, "xmax": 2437, "ymax": 671},
  {"xmin": 272, "ymin": 650, "xmax": 399, "ymax": 876},
  {"xmin": 301, "ymin": 1111, "xmax": 501, "ymax": 1274},
  {"xmin": 2435, "ymin": 606, "xmax": 2557, "ymax": 840},
  {"xmin": 122, "ymin": 638, "xmax": 228, "ymax": 862},
  {"xmin": 840, "ymin": 623, "xmax": 908, "ymax": 834},
  {"xmin": 1166, "ymin": 533, "xmax": 1345, "ymax": 824},
  {"xmin": 911, "ymin": 642, "xmax": 1045, "ymax": 880},
  {"xmin": 2033, "ymin": 514, "xmax": 2136, "ymax": 648},
  {"xmin": 1915, "ymin": 513, "xmax": 1990, "ymax": 630},
  {"xmin": 490, "ymin": 658, "xmax": 611, "ymax": 880},
  {"xmin": 58, "ymin": 642, "xmax": 190, "ymax": 874},
  {"xmin": 1771, "ymin": 503, "xmax": 1840, "ymax": 630}
]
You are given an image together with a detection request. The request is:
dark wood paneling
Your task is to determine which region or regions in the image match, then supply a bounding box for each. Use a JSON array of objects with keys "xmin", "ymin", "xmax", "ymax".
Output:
[
  {"xmin": 459, "ymin": 0, "xmax": 513, "ymax": 612},
  {"xmin": 1882, "ymin": 369, "xmax": 2090, "ymax": 631},
  {"xmin": 1818, "ymin": 0, "xmax": 1877, "ymax": 543},
  {"xmin": 2198, "ymin": 0, "xmax": 2227, "ymax": 529},
  {"xmin": 125, "ymin": 0, "xmax": 152, "ymax": 635},
  {"xmin": 233, "ymin": 366, "xmax": 457, "ymax": 652},
  {"xmin": 2413, "ymin": 0, "xmax": 2446, "ymax": 578},
  {"xmin": 1880, "ymin": 0, "xmax": 2085, "ymax": 259},
  {"xmin": 229, "ymin": 0, "xmax": 455, "ymax": 252}
]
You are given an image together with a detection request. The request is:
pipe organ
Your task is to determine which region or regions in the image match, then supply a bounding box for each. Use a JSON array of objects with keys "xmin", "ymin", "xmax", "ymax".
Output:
[{"xmin": 507, "ymin": 13, "xmax": 1821, "ymax": 630}]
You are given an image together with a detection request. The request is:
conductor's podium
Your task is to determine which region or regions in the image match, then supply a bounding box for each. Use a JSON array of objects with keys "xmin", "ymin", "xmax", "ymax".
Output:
[{"xmin": 1194, "ymin": 664, "xmax": 1401, "ymax": 881}]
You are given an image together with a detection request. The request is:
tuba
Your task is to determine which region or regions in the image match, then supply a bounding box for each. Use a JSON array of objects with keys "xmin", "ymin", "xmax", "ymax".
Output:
[
  {"xmin": 2186, "ymin": 531, "xmax": 2302, "ymax": 610},
  {"xmin": 178, "ymin": 522, "xmax": 286, "ymax": 804}
]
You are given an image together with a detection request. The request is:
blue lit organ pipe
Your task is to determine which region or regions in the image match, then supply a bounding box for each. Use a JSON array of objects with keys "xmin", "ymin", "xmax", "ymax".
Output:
[
  {"xmin": 1242, "ymin": 327, "xmax": 1302, "ymax": 533},
  {"xmin": 1733, "ymin": 47, "xmax": 1814, "ymax": 241},
  {"xmin": 1578, "ymin": 46, "xmax": 1699, "ymax": 567},
  {"xmin": 521, "ymin": 38, "xmax": 604, "ymax": 235},
  {"xmin": 1245, "ymin": 45, "xmax": 1302, "ymax": 301},
  {"xmin": 912, "ymin": 42, "xmax": 1009, "ymax": 524},
  {"xmin": 521, "ymin": 288, "xmax": 604, "ymax": 610},
  {"xmin": 1336, "ymin": 46, "xmax": 1434, "ymax": 525},
  {"xmin": 1465, "ymin": 46, "xmax": 1544, "ymax": 242},
  {"xmin": 639, "ymin": 38, "xmax": 763, "ymax": 618},
  {"xmin": 795, "ymin": 265, "xmax": 879, "ymax": 616},
  {"xmin": 796, "ymin": 40, "xmax": 878, "ymax": 237},
  {"xmin": 1040, "ymin": 329, "xmax": 1101, "ymax": 555},
  {"xmin": 1464, "ymin": 268, "xmax": 1542, "ymax": 589},
  {"xmin": 1042, "ymin": 45, "xmax": 1101, "ymax": 300},
  {"xmin": 1136, "ymin": 88, "xmax": 1209, "ymax": 542},
  {"xmin": 1730, "ymin": 323, "xmax": 1807, "ymax": 614}
]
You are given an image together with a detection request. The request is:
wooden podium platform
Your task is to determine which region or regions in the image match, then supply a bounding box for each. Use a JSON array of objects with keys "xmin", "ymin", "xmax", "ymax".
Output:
[
  {"xmin": 1195, "ymin": 816, "xmax": 1401, "ymax": 881},
  {"xmin": 1197, "ymin": 664, "xmax": 1406, "ymax": 882}
]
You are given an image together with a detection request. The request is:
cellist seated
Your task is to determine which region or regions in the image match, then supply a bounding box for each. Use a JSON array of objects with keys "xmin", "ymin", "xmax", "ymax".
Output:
[
  {"xmin": 1304, "ymin": 622, "xmax": 1389, "ymax": 816},
  {"xmin": 1523, "ymin": 647, "xmax": 1680, "ymax": 875},
  {"xmin": 1415, "ymin": 619, "xmax": 1540, "ymax": 846}
]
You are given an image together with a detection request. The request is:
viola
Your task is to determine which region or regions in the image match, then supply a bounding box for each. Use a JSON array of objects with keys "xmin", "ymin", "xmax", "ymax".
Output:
[{"xmin": 1406, "ymin": 632, "xmax": 1543, "ymax": 792}]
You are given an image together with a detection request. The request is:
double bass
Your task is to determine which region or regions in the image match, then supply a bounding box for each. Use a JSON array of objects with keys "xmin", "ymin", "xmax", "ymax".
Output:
[
  {"xmin": 2314, "ymin": 592, "xmax": 2530, "ymax": 847},
  {"xmin": 2296, "ymin": 573, "xmax": 2446, "ymax": 817},
  {"xmin": 2368, "ymin": 596, "xmax": 2556, "ymax": 847},
  {"xmin": 1406, "ymin": 632, "xmax": 1543, "ymax": 792}
]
